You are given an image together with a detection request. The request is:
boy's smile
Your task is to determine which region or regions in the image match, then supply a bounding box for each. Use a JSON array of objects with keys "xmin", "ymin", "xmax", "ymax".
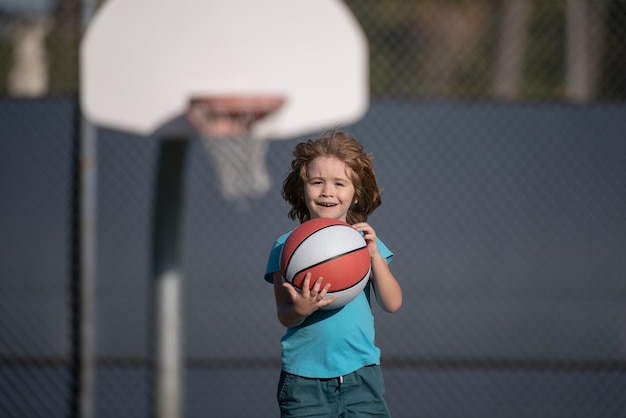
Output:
[{"xmin": 304, "ymin": 156, "xmax": 355, "ymax": 222}]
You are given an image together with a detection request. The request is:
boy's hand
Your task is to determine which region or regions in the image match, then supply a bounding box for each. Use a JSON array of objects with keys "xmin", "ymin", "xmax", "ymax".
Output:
[
  {"xmin": 351, "ymin": 222, "xmax": 379, "ymax": 258},
  {"xmin": 283, "ymin": 273, "xmax": 336, "ymax": 316}
]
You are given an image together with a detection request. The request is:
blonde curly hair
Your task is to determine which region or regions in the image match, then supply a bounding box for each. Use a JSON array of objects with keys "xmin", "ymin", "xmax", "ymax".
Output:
[{"xmin": 281, "ymin": 130, "xmax": 382, "ymax": 224}]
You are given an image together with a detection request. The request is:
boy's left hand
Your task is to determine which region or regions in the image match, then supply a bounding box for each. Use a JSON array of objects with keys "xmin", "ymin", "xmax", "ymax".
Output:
[
  {"xmin": 351, "ymin": 222, "xmax": 379, "ymax": 258},
  {"xmin": 351, "ymin": 222, "xmax": 403, "ymax": 313}
]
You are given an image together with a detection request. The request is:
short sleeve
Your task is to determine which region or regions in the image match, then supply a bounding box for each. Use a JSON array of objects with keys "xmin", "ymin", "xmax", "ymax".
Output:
[
  {"xmin": 376, "ymin": 237, "xmax": 394, "ymax": 264},
  {"xmin": 264, "ymin": 232, "xmax": 290, "ymax": 283}
]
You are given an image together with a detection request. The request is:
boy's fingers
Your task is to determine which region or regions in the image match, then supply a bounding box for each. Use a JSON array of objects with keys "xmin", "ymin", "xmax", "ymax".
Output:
[
  {"xmin": 318, "ymin": 296, "xmax": 337, "ymax": 307},
  {"xmin": 301, "ymin": 273, "xmax": 312, "ymax": 295}
]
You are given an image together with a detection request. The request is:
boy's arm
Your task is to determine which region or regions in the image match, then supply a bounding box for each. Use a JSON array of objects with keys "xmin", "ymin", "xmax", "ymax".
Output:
[
  {"xmin": 370, "ymin": 252, "xmax": 402, "ymax": 313},
  {"xmin": 352, "ymin": 222, "xmax": 402, "ymax": 313}
]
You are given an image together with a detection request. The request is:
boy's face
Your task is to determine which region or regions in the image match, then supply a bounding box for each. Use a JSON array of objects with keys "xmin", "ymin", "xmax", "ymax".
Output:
[{"xmin": 304, "ymin": 156, "xmax": 356, "ymax": 222}]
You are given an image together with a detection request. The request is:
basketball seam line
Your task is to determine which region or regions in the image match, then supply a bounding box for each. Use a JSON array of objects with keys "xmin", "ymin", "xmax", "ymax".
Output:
[
  {"xmin": 290, "ymin": 245, "xmax": 369, "ymax": 291},
  {"xmin": 294, "ymin": 266, "xmax": 371, "ymax": 292},
  {"xmin": 284, "ymin": 223, "xmax": 356, "ymax": 274}
]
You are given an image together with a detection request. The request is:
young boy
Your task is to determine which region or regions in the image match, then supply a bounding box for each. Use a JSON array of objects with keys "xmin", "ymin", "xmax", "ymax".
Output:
[{"xmin": 265, "ymin": 130, "xmax": 402, "ymax": 417}]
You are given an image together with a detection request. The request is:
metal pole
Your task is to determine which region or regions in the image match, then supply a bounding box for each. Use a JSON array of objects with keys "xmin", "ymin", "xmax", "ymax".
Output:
[
  {"xmin": 76, "ymin": 118, "xmax": 98, "ymax": 418},
  {"xmin": 75, "ymin": 1, "xmax": 100, "ymax": 418},
  {"xmin": 152, "ymin": 138, "xmax": 188, "ymax": 418}
]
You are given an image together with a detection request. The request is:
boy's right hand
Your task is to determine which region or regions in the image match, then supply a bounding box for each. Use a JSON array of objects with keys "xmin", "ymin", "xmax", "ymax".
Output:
[{"xmin": 283, "ymin": 273, "xmax": 336, "ymax": 316}]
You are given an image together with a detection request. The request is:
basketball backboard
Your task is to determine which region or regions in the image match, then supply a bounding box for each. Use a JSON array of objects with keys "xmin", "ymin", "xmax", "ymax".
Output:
[{"xmin": 80, "ymin": 0, "xmax": 369, "ymax": 140}]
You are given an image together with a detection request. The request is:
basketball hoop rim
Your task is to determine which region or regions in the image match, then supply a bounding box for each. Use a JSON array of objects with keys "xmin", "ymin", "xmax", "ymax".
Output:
[
  {"xmin": 188, "ymin": 95, "xmax": 285, "ymax": 115},
  {"xmin": 185, "ymin": 95, "xmax": 286, "ymax": 139}
]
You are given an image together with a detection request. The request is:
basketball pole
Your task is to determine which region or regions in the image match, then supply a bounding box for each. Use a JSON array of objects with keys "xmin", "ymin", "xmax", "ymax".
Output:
[
  {"xmin": 74, "ymin": 1, "xmax": 99, "ymax": 418},
  {"xmin": 151, "ymin": 138, "xmax": 188, "ymax": 418},
  {"xmin": 75, "ymin": 110, "xmax": 97, "ymax": 418}
]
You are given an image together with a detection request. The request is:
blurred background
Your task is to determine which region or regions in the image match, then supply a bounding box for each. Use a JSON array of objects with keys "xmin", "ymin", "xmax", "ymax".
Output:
[{"xmin": 1, "ymin": 1, "xmax": 625, "ymax": 417}]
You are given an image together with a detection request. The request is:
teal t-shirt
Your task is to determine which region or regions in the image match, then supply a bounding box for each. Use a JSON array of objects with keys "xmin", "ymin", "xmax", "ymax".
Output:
[{"xmin": 265, "ymin": 230, "xmax": 393, "ymax": 378}]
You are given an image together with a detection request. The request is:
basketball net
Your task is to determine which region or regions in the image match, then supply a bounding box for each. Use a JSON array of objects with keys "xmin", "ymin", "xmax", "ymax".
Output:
[{"xmin": 186, "ymin": 97, "xmax": 284, "ymax": 205}]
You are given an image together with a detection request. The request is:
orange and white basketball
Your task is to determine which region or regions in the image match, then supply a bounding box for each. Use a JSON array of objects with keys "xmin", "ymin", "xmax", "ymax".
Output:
[{"xmin": 280, "ymin": 218, "xmax": 371, "ymax": 309}]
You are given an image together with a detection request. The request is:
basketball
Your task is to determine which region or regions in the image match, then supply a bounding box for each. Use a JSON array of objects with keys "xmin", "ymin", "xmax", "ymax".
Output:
[{"xmin": 280, "ymin": 218, "xmax": 371, "ymax": 309}]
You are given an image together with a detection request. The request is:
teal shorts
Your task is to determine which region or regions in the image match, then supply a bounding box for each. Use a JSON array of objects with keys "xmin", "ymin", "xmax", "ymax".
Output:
[{"xmin": 277, "ymin": 365, "xmax": 391, "ymax": 418}]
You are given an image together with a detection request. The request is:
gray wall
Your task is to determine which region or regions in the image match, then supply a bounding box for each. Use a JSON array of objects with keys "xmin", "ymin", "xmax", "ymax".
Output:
[{"xmin": 1, "ymin": 99, "xmax": 625, "ymax": 417}]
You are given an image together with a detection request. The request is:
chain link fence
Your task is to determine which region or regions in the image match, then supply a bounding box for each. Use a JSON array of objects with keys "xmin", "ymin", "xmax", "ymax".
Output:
[{"xmin": 2, "ymin": 1, "xmax": 626, "ymax": 417}]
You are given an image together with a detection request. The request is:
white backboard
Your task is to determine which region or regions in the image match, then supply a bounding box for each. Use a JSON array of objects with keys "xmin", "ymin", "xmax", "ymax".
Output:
[{"xmin": 80, "ymin": 0, "xmax": 369, "ymax": 139}]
